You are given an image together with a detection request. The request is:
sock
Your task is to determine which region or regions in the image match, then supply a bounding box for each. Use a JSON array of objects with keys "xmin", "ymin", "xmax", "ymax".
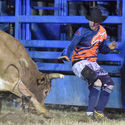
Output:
[
  {"xmin": 87, "ymin": 86, "xmax": 101, "ymax": 112},
  {"xmin": 96, "ymin": 88, "xmax": 112, "ymax": 112},
  {"xmin": 86, "ymin": 112, "xmax": 93, "ymax": 116}
]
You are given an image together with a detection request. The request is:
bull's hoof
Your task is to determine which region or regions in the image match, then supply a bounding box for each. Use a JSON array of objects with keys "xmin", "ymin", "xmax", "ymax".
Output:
[{"xmin": 43, "ymin": 112, "xmax": 53, "ymax": 119}]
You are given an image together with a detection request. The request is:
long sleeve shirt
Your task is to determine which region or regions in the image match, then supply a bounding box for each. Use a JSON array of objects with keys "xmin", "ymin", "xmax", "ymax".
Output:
[{"xmin": 62, "ymin": 25, "xmax": 110, "ymax": 64}]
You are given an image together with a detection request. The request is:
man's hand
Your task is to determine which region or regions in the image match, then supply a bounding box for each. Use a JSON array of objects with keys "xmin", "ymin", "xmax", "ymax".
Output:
[
  {"xmin": 108, "ymin": 41, "xmax": 118, "ymax": 50},
  {"xmin": 58, "ymin": 56, "xmax": 70, "ymax": 62}
]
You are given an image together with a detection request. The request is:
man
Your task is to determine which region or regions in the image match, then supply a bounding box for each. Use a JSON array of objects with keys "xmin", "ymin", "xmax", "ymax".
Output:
[{"xmin": 58, "ymin": 7, "xmax": 117, "ymax": 120}]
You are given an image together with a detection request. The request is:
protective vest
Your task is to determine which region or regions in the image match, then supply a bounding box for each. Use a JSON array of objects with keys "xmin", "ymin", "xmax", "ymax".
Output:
[{"xmin": 71, "ymin": 25, "xmax": 107, "ymax": 62}]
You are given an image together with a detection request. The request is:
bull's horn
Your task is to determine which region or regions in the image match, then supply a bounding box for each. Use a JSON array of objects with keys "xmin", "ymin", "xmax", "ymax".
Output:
[{"xmin": 48, "ymin": 73, "xmax": 64, "ymax": 79}]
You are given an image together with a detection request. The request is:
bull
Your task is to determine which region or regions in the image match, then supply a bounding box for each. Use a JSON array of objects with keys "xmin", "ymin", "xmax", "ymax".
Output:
[{"xmin": 0, "ymin": 30, "xmax": 64, "ymax": 118}]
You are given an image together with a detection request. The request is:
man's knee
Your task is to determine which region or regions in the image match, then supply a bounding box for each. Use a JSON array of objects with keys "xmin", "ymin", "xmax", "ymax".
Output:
[
  {"xmin": 106, "ymin": 85, "xmax": 114, "ymax": 90},
  {"xmin": 94, "ymin": 79, "xmax": 102, "ymax": 87},
  {"xmin": 93, "ymin": 80, "xmax": 114, "ymax": 91}
]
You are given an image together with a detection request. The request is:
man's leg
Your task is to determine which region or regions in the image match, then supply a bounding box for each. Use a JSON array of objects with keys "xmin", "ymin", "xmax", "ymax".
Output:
[
  {"xmin": 94, "ymin": 75, "xmax": 114, "ymax": 120},
  {"xmin": 96, "ymin": 85, "xmax": 114, "ymax": 112},
  {"xmin": 87, "ymin": 79, "xmax": 102, "ymax": 115},
  {"xmin": 80, "ymin": 65, "xmax": 101, "ymax": 116},
  {"xmin": 78, "ymin": 79, "xmax": 102, "ymax": 122}
]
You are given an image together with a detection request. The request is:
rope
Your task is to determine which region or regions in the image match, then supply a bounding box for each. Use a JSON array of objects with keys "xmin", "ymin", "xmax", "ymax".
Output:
[{"xmin": 4, "ymin": 64, "xmax": 32, "ymax": 112}]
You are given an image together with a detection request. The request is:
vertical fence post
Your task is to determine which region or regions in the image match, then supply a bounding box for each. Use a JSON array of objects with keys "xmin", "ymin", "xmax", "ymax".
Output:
[
  {"xmin": 15, "ymin": 0, "xmax": 21, "ymax": 39},
  {"xmin": 26, "ymin": 0, "xmax": 31, "ymax": 40},
  {"xmin": 121, "ymin": 0, "xmax": 125, "ymax": 42},
  {"xmin": 22, "ymin": 0, "xmax": 26, "ymax": 40},
  {"xmin": 60, "ymin": 0, "xmax": 68, "ymax": 40},
  {"xmin": 121, "ymin": 0, "xmax": 125, "ymax": 109},
  {"xmin": 54, "ymin": 0, "xmax": 59, "ymax": 16},
  {"xmin": 63, "ymin": 0, "xmax": 68, "ymax": 16}
]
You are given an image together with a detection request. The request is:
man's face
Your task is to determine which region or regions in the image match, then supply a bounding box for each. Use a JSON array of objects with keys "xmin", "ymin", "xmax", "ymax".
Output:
[{"xmin": 89, "ymin": 21, "xmax": 99, "ymax": 31}]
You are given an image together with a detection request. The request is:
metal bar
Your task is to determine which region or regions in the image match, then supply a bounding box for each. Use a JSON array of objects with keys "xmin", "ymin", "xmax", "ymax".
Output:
[
  {"xmin": 18, "ymin": 16, "xmax": 123, "ymax": 23},
  {"xmin": 120, "ymin": 0, "xmax": 125, "ymax": 68},
  {"xmin": 0, "ymin": 16, "xmax": 122, "ymax": 24},
  {"xmin": 59, "ymin": 0, "xmax": 62, "ymax": 16},
  {"xmin": 15, "ymin": 0, "xmax": 20, "ymax": 16},
  {"xmin": 28, "ymin": 51, "xmax": 121, "ymax": 62},
  {"xmin": 32, "ymin": 6, "xmax": 59, "ymax": 10},
  {"xmin": 35, "ymin": 62, "xmax": 120, "ymax": 74},
  {"xmin": 21, "ymin": 40, "xmax": 121, "ymax": 48},
  {"xmin": 121, "ymin": 0, "xmax": 125, "ymax": 42},
  {"xmin": 61, "ymin": 0, "xmax": 63, "ymax": 16},
  {"xmin": 22, "ymin": 0, "xmax": 26, "ymax": 15},
  {"xmin": 64, "ymin": 0, "xmax": 68, "ymax": 16},
  {"xmin": 15, "ymin": 0, "xmax": 21, "ymax": 39},
  {"xmin": 0, "ymin": 16, "xmax": 16, "ymax": 22},
  {"xmin": 54, "ymin": 0, "xmax": 60, "ymax": 15},
  {"xmin": 68, "ymin": 0, "xmax": 117, "ymax": 1},
  {"xmin": 22, "ymin": 0, "xmax": 26, "ymax": 40},
  {"xmin": 26, "ymin": 0, "xmax": 31, "ymax": 40},
  {"xmin": 62, "ymin": 0, "xmax": 68, "ymax": 16},
  {"xmin": 21, "ymin": 40, "xmax": 70, "ymax": 48},
  {"xmin": 36, "ymin": 62, "xmax": 72, "ymax": 71}
]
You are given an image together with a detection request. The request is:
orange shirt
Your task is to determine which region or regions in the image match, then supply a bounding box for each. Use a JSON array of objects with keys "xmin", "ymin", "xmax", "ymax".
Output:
[{"xmin": 71, "ymin": 25, "xmax": 107, "ymax": 62}]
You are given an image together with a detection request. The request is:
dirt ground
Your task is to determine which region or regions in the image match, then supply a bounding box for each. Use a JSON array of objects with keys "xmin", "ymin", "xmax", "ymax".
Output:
[{"xmin": 0, "ymin": 101, "xmax": 125, "ymax": 125}]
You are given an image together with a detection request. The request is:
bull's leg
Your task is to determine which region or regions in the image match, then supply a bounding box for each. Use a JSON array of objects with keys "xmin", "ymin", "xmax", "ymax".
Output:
[
  {"xmin": 0, "ymin": 78, "xmax": 14, "ymax": 114},
  {"xmin": 0, "ymin": 99, "xmax": 2, "ymax": 113}
]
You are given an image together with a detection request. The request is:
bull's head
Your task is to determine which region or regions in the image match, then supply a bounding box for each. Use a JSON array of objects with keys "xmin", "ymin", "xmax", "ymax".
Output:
[{"xmin": 28, "ymin": 72, "xmax": 64, "ymax": 104}]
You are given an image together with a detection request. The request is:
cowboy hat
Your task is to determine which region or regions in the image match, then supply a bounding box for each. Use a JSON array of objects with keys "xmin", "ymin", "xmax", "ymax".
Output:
[{"xmin": 85, "ymin": 7, "xmax": 107, "ymax": 23}]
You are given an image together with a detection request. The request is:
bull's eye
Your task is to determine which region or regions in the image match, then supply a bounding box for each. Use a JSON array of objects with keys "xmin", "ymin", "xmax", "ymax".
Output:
[
  {"xmin": 37, "ymin": 79, "xmax": 41, "ymax": 86},
  {"xmin": 41, "ymin": 77, "xmax": 45, "ymax": 82},
  {"xmin": 37, "ymin": 77, "xmax": 46, "ymax": 86}
]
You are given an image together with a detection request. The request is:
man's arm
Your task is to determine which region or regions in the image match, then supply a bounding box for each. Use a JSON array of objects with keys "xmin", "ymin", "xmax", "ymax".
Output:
[
  {"xmin": 108, "ymin": 41, "xmax": 118, "ymax": 50},
  {"xmin": 99, "ymin": 40, "xmax": 117, "ymax": 54},
  {"xmin": 58, "ymin": 27, "xmax": 84, "ymax": 61}
]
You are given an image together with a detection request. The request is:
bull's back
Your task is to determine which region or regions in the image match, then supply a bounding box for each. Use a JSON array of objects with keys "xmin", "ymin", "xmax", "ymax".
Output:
[{"xmin": 0, "ymin": 30, "xmax": 40, "ymax": 84}]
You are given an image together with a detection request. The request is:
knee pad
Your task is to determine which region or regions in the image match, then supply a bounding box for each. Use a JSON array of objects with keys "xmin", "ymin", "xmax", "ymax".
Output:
[
  {"xmin": 81, "ymin": 65, "xmax": 98, "ymax": 85},
  {"xmin": 102, "ymin": 86, "xmax": 113, "ymax": 93}
]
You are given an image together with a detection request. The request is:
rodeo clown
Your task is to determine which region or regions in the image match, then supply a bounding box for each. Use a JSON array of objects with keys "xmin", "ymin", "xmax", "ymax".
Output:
[{"xmin": 58, "ymin": 7, "xmax": 117, "ymax": 121}]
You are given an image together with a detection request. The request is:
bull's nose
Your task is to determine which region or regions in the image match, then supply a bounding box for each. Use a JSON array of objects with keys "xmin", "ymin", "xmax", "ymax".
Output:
[{"xmin": 43, "ymin": 89, "xmax": 49, "ymax": 97}]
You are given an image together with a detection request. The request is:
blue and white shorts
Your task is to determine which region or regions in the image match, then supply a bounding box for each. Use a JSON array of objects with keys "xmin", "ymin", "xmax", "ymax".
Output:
[{"xmin": 72, "ymin": 60, "xmax": 108, "ymax": 80}]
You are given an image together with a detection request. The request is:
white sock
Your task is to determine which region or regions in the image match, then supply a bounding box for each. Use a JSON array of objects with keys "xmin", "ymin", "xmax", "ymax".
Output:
[{"xmin": 86, "ymin": 112, "xmax": 93, "ymax": 116}]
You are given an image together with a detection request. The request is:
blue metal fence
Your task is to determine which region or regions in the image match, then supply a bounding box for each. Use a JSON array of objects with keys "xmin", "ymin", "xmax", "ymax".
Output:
[{"xmin": 0, "ymin": 0, "xmax": 124, "ymax": 108}]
